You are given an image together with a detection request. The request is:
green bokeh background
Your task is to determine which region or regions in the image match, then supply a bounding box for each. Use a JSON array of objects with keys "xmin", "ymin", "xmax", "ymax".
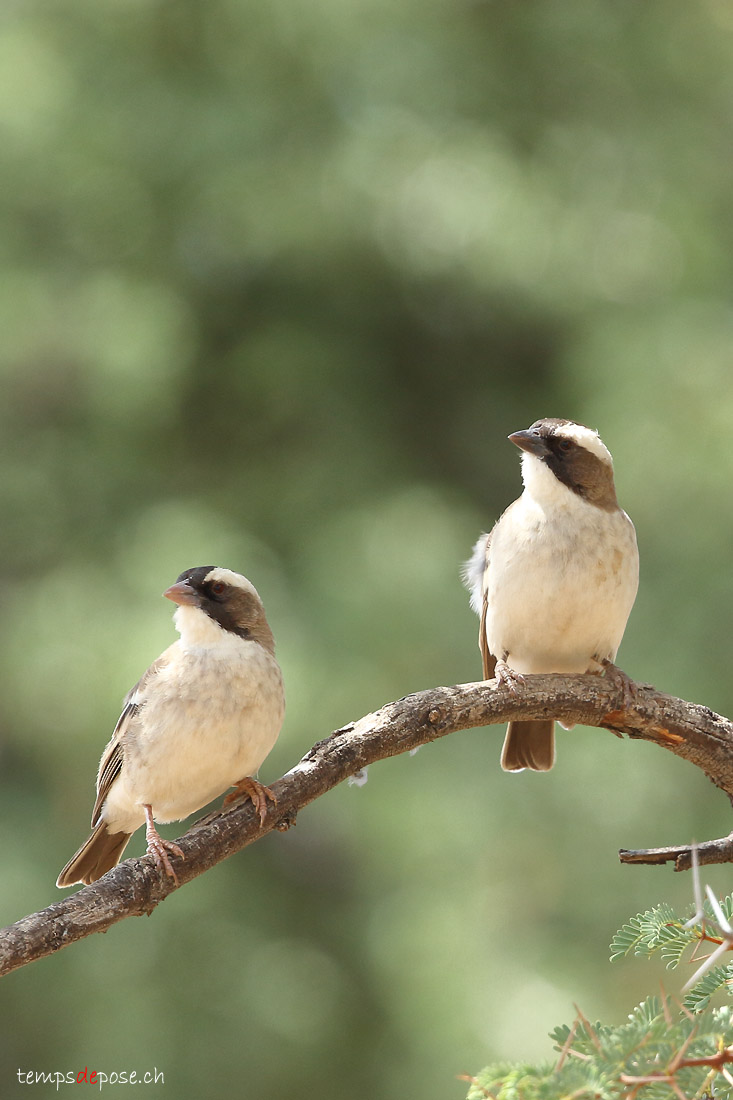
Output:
[{"xmin": 2, "ymin": 1, "xmax": 733, "ymax": 1096}]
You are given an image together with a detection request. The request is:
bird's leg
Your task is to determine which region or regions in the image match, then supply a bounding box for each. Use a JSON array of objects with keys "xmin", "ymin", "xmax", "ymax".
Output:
[
  {"xmin": 223, "ymin": 775, "xmax": 277, "ymax": 826},
  {"xmin": 593, "ymin": 656, "xmax": 637, "ymax": 711},
  {"xmin": 494, "ymin": 654, "xmax": 526, "ymax": 695},
  {"xmin": 143, "ymin": 804, "xmax": 184, "ymax": 883}
]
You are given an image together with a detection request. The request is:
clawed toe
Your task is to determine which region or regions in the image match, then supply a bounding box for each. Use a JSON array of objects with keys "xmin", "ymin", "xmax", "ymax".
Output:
[
  {"xmin": 595, "ymin": 657, "xmax": 638, "ymax": 711},
  {"xmin": 494, "ymin": 658, "xmax": 526, "ymax": 695},
  {"xmin": 147, "ymin": 836, "xmax": 184, "ymax": 882},
  {"xmin": 143, "ymin": 803, "xmax": 184, "ymax": 883},
  {"xmin": 223, "ymin": 776, "xmax": 277, "ymax": 827}
]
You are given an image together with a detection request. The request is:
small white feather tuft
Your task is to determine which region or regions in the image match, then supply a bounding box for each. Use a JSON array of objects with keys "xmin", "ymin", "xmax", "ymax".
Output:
[{"xmin": 462, "ymin": 533, "xmax": 489, "ymax": 616}]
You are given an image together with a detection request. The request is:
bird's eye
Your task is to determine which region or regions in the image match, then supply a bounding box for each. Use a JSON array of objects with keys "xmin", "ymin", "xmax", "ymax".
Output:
[
  {"xmin": 557, "ymin": 439, "xmax": 572, "ymax": 453},
  {"xmin": 211, "ymin": 582, "xmax": 226, "ymax": 596}
]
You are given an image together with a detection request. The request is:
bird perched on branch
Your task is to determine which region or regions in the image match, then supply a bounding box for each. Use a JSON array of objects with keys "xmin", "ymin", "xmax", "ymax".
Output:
[
  {"xmin": 464, "ymin": 418, "xmax": 638, "ymax": 772},
  {"xmin": 57, "ymin": 566, "xmax": 285, "ymax": 887}
]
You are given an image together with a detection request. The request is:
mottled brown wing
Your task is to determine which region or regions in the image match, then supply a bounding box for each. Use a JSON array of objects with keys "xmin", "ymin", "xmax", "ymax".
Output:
[
  {"xmin": 90, "ymin": 645, "xmax": 175, "ymax": 826},
  {"xmin": 91, "ymin": 734, "xmax": 125, "ymax": 827},
  {"xmin": 478, "ymin": 532, "xmax": 496, "ymax": 680}
]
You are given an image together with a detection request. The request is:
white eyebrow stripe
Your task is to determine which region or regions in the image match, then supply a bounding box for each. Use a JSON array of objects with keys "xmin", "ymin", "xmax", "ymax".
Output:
[
  {"xmin": 203, "ymin": 567, "xmax": 262, "ymax": 600},
  {"xmin": 554, "ymin": 423, "xmax": 613, "ymax": 465}
]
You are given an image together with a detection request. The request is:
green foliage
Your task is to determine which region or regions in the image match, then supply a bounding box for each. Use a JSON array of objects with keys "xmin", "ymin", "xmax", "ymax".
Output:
[
  {"xmin": 685, "ymin": 966, "xmax": 733, "ymax": 1016},
  {"xmin": 611, "ymin": 896, "xmax": 733, "ymax": 1012},
  {"xmin": 470, "ymin": 1000, "xmax": 733, "ymax": 1100},
  {"xmin": 467, "ymin": 905, "xmax": 733, "ymax": 1100},
  {"xmin": 609, "ymin": 902, "xmax": 684, "ymax": 964}
]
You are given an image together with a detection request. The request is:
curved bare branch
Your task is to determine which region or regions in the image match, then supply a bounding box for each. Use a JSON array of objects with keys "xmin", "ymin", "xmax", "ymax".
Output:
[{"xmin": 2, "ymin": 671, "xmax": 732, "ymax": 978}]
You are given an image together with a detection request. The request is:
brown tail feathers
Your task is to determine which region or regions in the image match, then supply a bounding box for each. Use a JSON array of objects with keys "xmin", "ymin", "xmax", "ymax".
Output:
[
  {"xmin": 56, "ymin": 821, "xmax": 131, "ymax": 888},
  {"xmin": 501, "ymin": 720, "xmax": 555, "ymax": 772}
]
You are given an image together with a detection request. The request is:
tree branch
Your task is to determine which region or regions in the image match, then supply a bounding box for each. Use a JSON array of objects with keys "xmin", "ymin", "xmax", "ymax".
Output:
[
  {"xmin": 617, "ymin": 835, "xmax": 733, "ymax": 872},
  {"xmin": 2, "ymin": 671, "xmax": 733, "ymax": 978}
]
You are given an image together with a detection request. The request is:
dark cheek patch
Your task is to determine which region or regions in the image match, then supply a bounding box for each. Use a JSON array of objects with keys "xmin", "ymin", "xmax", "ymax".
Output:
[
  {"xmin": 201, "ymin": 592, "xmax": 256, "ymax": 640},
  {"xmin": 544, "ymin": 452, "xmax": 581, "ymax": 495},
  {"xmin": 201, "ymin": 599, "xmax": 241, "ymax": 638},
  {"xmin": 544, "ymin": 446, "xmax": 616, "ymax": 509}
]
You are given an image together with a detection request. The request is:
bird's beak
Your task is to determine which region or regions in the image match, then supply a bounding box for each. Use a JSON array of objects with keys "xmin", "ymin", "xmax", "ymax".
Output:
[
  {"xmin": 163, "ymin": 580, "xmax": 198, "ymax": 606},
  {"xmin": 508, "ymin": 429, "xmax": 549, "ymax": 458}
]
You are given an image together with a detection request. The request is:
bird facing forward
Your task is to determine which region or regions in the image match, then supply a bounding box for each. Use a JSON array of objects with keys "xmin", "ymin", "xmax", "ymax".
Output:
[
  {"xmin": 57, "ymin": 566, "xmax": 285, "ymax": 887},
  {"xmin": 464, "ymin": 418, "xmax": 638, "ymax": 772}
]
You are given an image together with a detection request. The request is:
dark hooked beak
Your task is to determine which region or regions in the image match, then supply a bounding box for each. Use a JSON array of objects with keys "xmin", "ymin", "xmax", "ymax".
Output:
[
  {"xmin": 163, "ymin": 580, "xmax": 198, "ymax": 606},
  {"xmin": 508, "ymin": 429, "xmax": 550, "ymax": 458}
]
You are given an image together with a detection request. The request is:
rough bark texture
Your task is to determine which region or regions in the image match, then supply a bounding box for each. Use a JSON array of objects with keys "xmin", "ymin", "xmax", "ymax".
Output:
[{"xmin": 2, "ymin": 671, "xmax": 733, "ymax": 978}]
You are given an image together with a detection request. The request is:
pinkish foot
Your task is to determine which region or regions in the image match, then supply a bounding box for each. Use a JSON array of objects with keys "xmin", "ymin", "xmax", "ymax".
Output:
[
  {"xmin": 143, "ymin": 804, "xmax": 184, "ymax": 883},
  {"xmin": 223, "ymin": 776, "xmax": 277, "ymax": 827},
  {"xmin": 494, "ymin": 657, "xmax": 526, "ymax": 695}
]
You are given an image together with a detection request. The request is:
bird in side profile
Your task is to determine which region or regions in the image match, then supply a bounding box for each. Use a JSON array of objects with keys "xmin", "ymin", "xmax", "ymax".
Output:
[
  {"xmin": 464, "ymin": 418, "xmax": 638, "ymax": 772},
  {"xmin": 57, "ymin": 566, "xmax": 285, "ymax": 887}
]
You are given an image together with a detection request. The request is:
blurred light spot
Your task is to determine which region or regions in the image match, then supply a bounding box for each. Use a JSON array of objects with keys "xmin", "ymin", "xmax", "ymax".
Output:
[
  {"xmin": 0, "ymin": 28, "xmax": 73, "ymax": 142},
  {"xmin": 705, "ymin": 0, "xmax": 733, "ymax": 31},
  {"xmin": 70, "ymin": 274, "xmax": 197, "ymax": 422},
  {"xmin": 476, "ymin": 975, "xmax": 571, "ymax": 1060}
]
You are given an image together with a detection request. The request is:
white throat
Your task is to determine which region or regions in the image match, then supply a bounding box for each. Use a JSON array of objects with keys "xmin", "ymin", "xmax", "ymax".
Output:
[
  {"xmin": 174, "ymin": 604, "xmax": 230, "ymax": 649},
  {"xmin": 520, "ymin": 453, "xmax": 578, "ymax": 510}
]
